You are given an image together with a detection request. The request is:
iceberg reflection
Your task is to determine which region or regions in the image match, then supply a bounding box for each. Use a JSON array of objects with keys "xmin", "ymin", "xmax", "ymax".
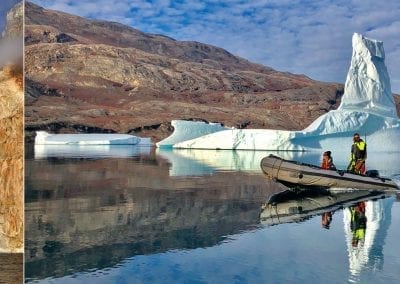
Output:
[
  {"xmin": 157, "ymin": 148, "xmax": 320, "ymax": 177},
  {"xmin": 157, "ymin": 148, "xmax": 400, "ymax": 178},
  {"xmin": 344, "ymin": 197, "xmax": 394, "ymax": 281},
  {"xmin": 260, "ymin": 189, "xmax": 396, "ymax": 282},
  {"xmin": 34, "ymin": 144, "xmax": 151, "ymax": 159}
]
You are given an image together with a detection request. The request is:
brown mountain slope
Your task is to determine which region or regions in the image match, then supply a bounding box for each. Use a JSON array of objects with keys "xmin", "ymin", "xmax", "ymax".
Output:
[
  {"xmin": 25, "ymin": 2, "xmax": 272, "ymax": 73},
  {"xmin": 25, "ymin": 2, "xmax": 351, "ymax": 142}
]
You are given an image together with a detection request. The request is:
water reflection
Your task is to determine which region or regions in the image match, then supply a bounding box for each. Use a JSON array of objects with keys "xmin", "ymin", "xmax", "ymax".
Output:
[
  {"xmin": 25, "ymin": 152, "xmax": 278, "ymax": 281},
  {"xmin": 344, "ymin": 197, "xmax": 394, "ymax": 281},
  {"xmin": 157, "ymin": 149, "xmax": 400, "ymax": 177},
  {"xmin": 34, "ymin": 144, "xmax": 151, "ymax": 159},
  {"xmin": 25, "ymin": 146, "xmax": 400, "ymax": 283},
  {"xmin": 260, "ymin": 189, "xmax": 388, "ymax": 226},
  {"xmin": 261, "ymin": 189, "xmax": 396, "ymax": 282},
  {"xmin": 33, "ymin": 145, "xmax": 400, "ymax": 178},
  {"xmin": 156, "ymin": 149, "xmax": 322, "ymax": 176}
]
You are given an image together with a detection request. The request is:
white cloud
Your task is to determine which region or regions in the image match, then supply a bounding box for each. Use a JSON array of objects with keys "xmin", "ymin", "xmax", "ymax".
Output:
[{"xmin": 30, "ymin": 0, "xmax": 400, "ymax": 92}]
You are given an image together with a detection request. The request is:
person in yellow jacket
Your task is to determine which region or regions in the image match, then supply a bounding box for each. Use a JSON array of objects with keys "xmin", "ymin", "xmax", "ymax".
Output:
[
  {"xmin": 348, "ymin": 133, "xmax": 367, "ymax": 174},
  {"xmin": 349, "ymin": 202, "xmax": 367, "ymax": 247}
]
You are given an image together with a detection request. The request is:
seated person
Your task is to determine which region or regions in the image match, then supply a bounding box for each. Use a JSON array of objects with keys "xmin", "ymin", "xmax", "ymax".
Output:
[{"xmin": 321, "ymin": 151, "xmax": 336, "ymax": 170}]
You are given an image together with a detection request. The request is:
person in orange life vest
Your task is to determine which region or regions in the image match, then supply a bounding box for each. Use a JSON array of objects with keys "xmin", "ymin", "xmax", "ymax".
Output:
[
  {"xmin": 348, "ymin": 133, "xmax": 367, "ymax": 174},
  {"xmin": 321, "ymin": 151, "xmax": 336, "ymax": 170},
  {"xmin": 321, "ymin": 211, "xmax": 333, "ymax": 229}
]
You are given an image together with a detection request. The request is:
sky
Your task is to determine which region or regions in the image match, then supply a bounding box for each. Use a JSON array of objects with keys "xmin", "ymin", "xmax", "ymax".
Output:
[
  {"xmin": 30, "ymin": 0, "xmax": 400, "ymax": 93},
  {"xmin": 0, "ymin": 0, "xmax": 20, "ymax": 33}
]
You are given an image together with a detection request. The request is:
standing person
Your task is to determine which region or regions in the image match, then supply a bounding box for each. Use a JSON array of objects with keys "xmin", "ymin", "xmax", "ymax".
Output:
[
  {"xmin": 348, "ymin": 133, "xmax": 367, "ymax": 174},
  {"xmin": 321, "ymin": 151, "xmax": 336, "ymax": 170}
]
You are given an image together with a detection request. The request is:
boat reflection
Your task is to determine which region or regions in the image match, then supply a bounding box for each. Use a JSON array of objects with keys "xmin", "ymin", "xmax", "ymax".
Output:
[
  {"xmin": 260, "ymin": 189, "xmax": 388, "ymax": 226},
  {"xmin": 260, "ymin": 188, "xmax": 395, "ymax": 281},
  {"xmin": 25, "ymin": 150, "xmax": 399, "ymax": 282},
  {"xmin": 260, "ymin": 190, "xmax": 388, "ymax": 225}
]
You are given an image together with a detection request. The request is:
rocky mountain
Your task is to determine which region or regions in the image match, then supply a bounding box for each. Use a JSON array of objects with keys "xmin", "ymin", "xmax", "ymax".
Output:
[{"xmin": 24, "ymin": 1, "xmax": 400, "ymax": 142}]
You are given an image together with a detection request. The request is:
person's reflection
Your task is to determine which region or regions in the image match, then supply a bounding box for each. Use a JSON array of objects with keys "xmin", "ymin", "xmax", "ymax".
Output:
[
  {"xmin": 349, "ymin": 202, "xmax": 367, "ymax": 247},
  {"xmin": 321, "ymin": 212, "xmax": 333, "ymax": 229}
]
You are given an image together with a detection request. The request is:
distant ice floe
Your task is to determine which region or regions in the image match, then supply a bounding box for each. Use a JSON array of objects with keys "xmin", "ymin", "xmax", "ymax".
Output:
[
  {"xmin": 34, "ymin": 131, "xmax": 152, "ymax": 158},
  {"xmin": 157, "ymin": 33, "xmax": 400, "ymax": 151}
]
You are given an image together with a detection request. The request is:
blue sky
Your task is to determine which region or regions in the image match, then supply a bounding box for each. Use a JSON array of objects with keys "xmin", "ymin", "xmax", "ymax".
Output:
[
  {"xmin": 31, "ymin": 0, "xmax": 400, "ymax": 93},
  {"xmin": 0, "ymin": 0, "xmax": 20, "ymax": 32}
]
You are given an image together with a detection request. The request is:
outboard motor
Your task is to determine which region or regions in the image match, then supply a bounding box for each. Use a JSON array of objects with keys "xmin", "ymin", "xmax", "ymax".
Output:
[{"xmin": 365, "ymin": 169, "xmax": 380, "ymax": 178}]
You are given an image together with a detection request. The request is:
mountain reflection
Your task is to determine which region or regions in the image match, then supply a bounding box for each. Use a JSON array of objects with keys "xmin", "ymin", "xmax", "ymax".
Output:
[{"xmin": 25, "ymin": 154, "xmax": 279, "ymax": 280}]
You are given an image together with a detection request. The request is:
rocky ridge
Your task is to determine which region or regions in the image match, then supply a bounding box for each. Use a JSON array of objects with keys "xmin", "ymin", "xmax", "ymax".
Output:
[{"xmin": 24, "ymin": 2, "xmax": 400, "ymax": 142}]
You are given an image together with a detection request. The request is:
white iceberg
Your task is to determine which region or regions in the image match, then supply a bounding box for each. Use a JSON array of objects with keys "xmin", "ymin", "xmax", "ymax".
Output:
[
  {"xmin": 35, "ymin": 131, "xmax": 151, "ymax": 145},
  {"xmin": 157, "ymin": 33, "xmax": 400, "ymax": 151},
  {"xmin": 338, "ymin": 33, "xmax": 397, "ymax": 118},
  {"xmin": 157, "ymin": 120, "xmax": 228, "ymax": 148}
]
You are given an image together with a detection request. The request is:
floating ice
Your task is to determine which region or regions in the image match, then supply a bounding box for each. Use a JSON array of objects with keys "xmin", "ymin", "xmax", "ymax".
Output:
[
  {"xmin": 173, "ymin": 128, "xmax": 301, "ymax": 150},
  {"xmin": 156, "ymin": 120, "xmax": 228, "ymax": 148},
  {"xmin": 157, "ymin": 33, "xmax": 400, "ymax": 151},
  {"xmin": 35, "ymin": 131, "xmax": 151, "ymax": 145}
]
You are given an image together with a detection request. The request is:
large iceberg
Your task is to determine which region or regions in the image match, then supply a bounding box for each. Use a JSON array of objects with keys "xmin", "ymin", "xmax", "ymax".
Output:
[
  {"xmin": 338, "ymin": 33, "xmax": 397, "ymax": 118},
  {"xmin": 157, "ymin": 33, "xmax": 400, "ymax": 151}
]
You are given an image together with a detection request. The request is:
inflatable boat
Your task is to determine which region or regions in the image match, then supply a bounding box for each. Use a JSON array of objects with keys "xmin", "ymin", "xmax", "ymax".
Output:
[{"xmin": 260, "ymin": 155, "xmax": 399, "ymax": 191}]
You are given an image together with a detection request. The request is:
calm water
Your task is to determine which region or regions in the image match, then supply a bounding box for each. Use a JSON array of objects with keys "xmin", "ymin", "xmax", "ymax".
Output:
[{"xmin": 25, "ymin": 145, "xmax": 400, "ymax": 283}]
